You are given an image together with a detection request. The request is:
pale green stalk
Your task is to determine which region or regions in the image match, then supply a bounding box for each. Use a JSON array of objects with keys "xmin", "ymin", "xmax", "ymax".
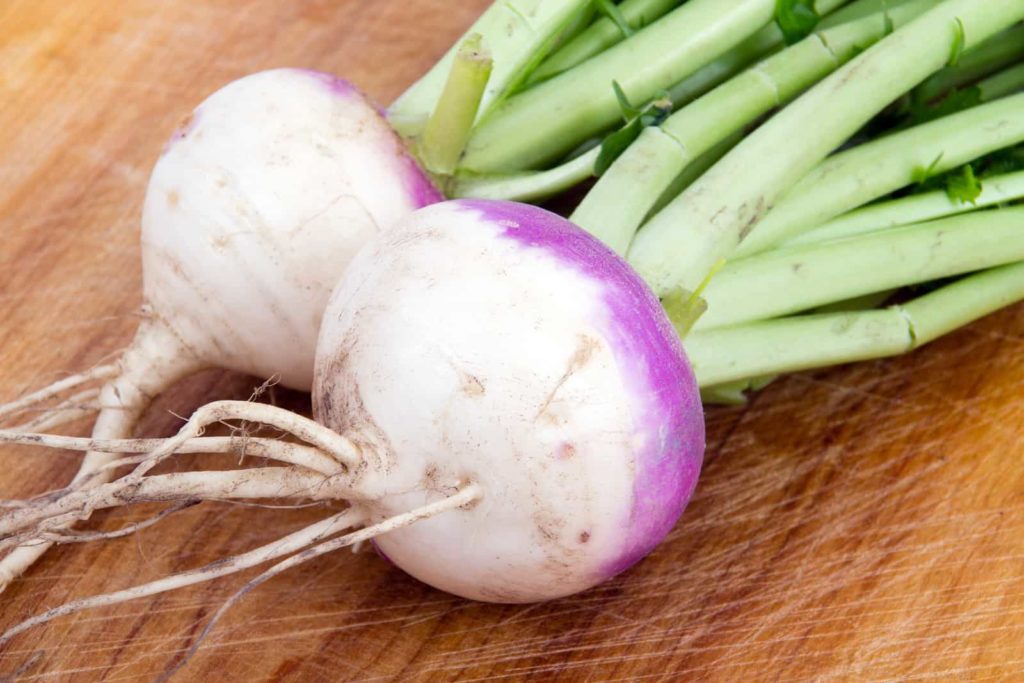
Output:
[
  {"xmin": 821, "ymin": 0, "xmax": 918, "ymax": 23},
  {"xmin": 549, "ymin": 3, "xmax": 598, "ymax": 52},
  {"xmin": 451, "ymin": 149, "xmax": 598, "ymax": 201},
  {"xmin": 529, "ymin": 0, "xmax": 683, "ymax": 83},
  {"xmin": 451, "ymin": 0, "xmax": 862, "ymax": 202},
  {"xmin": 695, "ymin": 206, "xmax": 1024, "ymax": 330},
  {"xmin": 700, "ymin": 375, "xmax": 776, "ymax": 405},
  {"xmin": 646, "ymin": 131, "xmax": 746, "ymax": 216},
  {"xmin": 628, "ymin": 0, "xmax": 1024, "ymax": 297},
  {"xmin": 978, "ymin": 62, "xmax": 1024, "ymax": 100},
  {"xmin": 666, "ymin": 0, "xmax": 858, "ymax": 107},
  {"xmin": 915, "ymin": 23, "xmax": 1024, "ymax": 101},
  {"xmin": 699, "ymin": 284, "xmax": 892, "ymax": 402},
  {"xmin": 685, "ymin": 260, "xmax": 1024, "ymax": 387},
  {"xmin": 571, "ymin": 0, "xmax": 937, "ymax": 254},
  {"xmin": 735, "ymin": 92, "xmax": 1024, "ymax": 256},
  {"xmin": 460, "ymin": 0, "xmax": 779, "ymax": 173},
  {"xmin": 417, "ymin": 36, "xmax": 493, "ymax": 176},
  {"xmin": 387, "ymin": 0, "xmax": 590, "ymax": 138},
  {"xmin": 786, "ymin": 169, "xmax": 1024, "ymax": 246}
]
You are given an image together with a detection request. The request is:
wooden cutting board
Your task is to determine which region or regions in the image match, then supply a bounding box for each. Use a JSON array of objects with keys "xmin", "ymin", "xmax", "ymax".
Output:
[{"xmin": 1, "ymin": 1, "xmax": 1023, "ymax": 680}]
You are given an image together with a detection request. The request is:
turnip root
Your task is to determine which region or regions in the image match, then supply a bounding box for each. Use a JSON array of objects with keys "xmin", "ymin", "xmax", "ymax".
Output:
[
  {"xmin": 0, "ymin": 67, "xmax": 440, "ymax": 589},
  {"xmin": 0, "ymin": 199, "xmax": 704, "ymax": 642}
]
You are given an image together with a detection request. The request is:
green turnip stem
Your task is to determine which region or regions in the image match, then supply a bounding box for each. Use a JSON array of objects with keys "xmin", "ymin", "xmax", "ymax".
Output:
[
  {"xmin": 646, "ymin": 131, "xmax": 746, "ymax": 217},
  {"xmin": 666, "ymin": 0, "xmax": 929, "ymax": 110},
  {"xmin": 460, "ymin": 0, "xmax": 779, "ymax": 173},
  {"xmin": 701, "ymin": 280, "xmax": 896, "ymax": 401},
  {"xmin": 700, "ymin": 375, "xmax": 777, "ymax": 405},
  {"xmin": 786, "ymin": 169, "xmax": 1024, "ymax": 247},
  {"xmin": 812, "ymin": 290, "xmax": 900, "ymax": 314},
  {"xmin": 387, "ymin": 0, "xmax": 589, "ymax": 137},
  {"xmin": 572, "ymin": 1, "xmax": 937, "ymax": 255},
  {"xmin": 450, "ymin": 0, "xmax": 903, "ymax": 203},
  {"xmin": 450, "ymin": 121, "xmax": 742, "ymax": 203},
  {"xmin": 735, "ymin": 91, "xmax": 1024, "ymax": 256},
  {"xmin": 627, "ymin": 0, "xmax": 1024, "ymax": 297},
  {"xmin": 821, "ymin": 0, "xmax": 913, "ymax": 23},
  {"xmin": 451, "ymin": 147, "xmax": 598, "ymax": 201},
  {"xmin": 665, "ymin": 0, "xmax": 862, "ymax": 107},
  {"xmin": 547, "ymin": 3, "xmax": 598, "ymax": 53},
  {"xmin": 695, "ymin": 206, "xmax": 1024, "ymax": 330},
  {"xmin": 686, "ymin": 260, "xmax": 1024, "ymax": 387},
  {"xmin": 418, "ymin": 35, "xmax": 493, "ymax": 176},
  {"xmin": 979, "ymin": 62, "xmax": 1024, "ymax": 100},
  {"xmin": 528, "ymin": 0, "xmax": 683, "ymax": 84},
  {"xmin": 449, "ymin": 0, "xmax": 866, "ymax": 203},
  {"xmin": 915, "ymin": 23, "xmax": 1024, "ymax": 102}
]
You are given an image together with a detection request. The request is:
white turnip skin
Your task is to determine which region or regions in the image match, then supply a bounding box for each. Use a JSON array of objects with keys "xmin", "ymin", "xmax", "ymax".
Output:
[
  {"xmin": 143, "ymin": 67, "xmax": 441, "ymax": 389},
  {"xmin": 314, "ymin": 199, "xmax": 705, "ymax": 602},
  {"xmin": 0, "ymin": 68, "xmax": 441, "ymax": 589}
]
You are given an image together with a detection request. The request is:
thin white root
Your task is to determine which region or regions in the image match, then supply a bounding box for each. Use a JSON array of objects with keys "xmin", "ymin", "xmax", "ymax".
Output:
[
  {"xmin": 12, "ymin": 502, "xmax": 198, "ymax": 547},
  {"xmin": 165, "ymin": 483, "xmax": 482, "ymax": 678},
  {"xmin": 0, "ymin": 364, "xmax": 119, "ymax": 421},
  {"xmin": 10, "ymin": 388, "xmax": 103, "ymax": 433},
  {"xmin": 0, "ymin": 507, "xmax": 365, "ymax": 644},
  {"xmin": 0, "ymin": 468, "xmax": 358, "ymax": 539},
  {"xmin": 0, "ymin": 318, "xmax": 199, "ymax": 592},
  {"xmin": 118, "ymin": 401, "xmax": 363, "ymax": 488},
  {"xmin": 0, "ymin": 431, "xmax": 344, "ymax": 477}
]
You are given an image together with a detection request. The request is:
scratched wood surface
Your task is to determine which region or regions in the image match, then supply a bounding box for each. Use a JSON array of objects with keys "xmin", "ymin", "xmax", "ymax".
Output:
[{"xmin": 1, "ymin": 1, "xmax": 1023, "ymax": 680}]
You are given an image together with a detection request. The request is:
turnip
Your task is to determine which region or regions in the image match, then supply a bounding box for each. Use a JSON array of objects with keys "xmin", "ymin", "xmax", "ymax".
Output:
[
  {"xmin": 312, "ymin": 199, "xmax": 703, "ymax": 602},
  {"xmin": 0, "ymin": 67, "xmax": 441, "ymax": 589},
  {"xmin": 0, "ymin": 200, "xmax": 704, "ymax": 645}
]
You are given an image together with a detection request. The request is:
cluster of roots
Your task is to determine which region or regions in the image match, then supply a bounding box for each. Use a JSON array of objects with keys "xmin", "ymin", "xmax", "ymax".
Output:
[{"xmin": 0, "ymin": 368, "xmax": 478, "ymax": 672}]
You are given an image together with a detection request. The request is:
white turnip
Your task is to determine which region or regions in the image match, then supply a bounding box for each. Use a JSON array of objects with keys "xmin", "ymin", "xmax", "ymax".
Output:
[{"xmin": 0, "ymin": 67, "xmax": 440, "ymax": 588}]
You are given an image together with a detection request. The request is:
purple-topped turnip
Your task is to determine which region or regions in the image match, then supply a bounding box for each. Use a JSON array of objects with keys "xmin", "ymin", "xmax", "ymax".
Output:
[{"xmin": 314, "ymin": 199, "xmax": 703, "ymax": 601}]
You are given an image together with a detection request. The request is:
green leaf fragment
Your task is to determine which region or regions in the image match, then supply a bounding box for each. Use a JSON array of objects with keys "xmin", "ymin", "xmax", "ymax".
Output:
[
  {"xmin": 662, "ymin": 286, "xmax": 708, "ymax": 338},
  {"xmin": 945, "ymin": 164, "xmax": 982, "ymax": 204},
  {"xmin": 882, "ymin": 1, "xmax": 894, "ymax": 36},
  {"xmin": 594, "ymin": 0, "xmax": 634, "ymax": 39},
  {"xmin": 949, "ymin": 17, "xmax": 965, "ymax": 67},
  {"xmin": 595, "ymin": 117, "xmax": 645, "ymax": 175},
  {"xmin": 595, "ymin": 82, "xmax": 672, "ymax": 175},
  {"xmin": 913, "ymin": 153, "xmax": 945, "ymax": 185},
  {"xmin": 612, "ymin": 80, "xmax": 642, "ymax": 119},
  {"xmin": 660, "ymin": 257, "xmax": 724, "ymax": 337},
  {"xmin": 775, "ymin": 0, "xmax": 819, "ymax": 46}
]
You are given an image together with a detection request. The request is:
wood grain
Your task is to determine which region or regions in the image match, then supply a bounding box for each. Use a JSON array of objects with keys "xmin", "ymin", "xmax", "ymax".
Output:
[{"xmin": 1, "ymin": 2, "xmax": 1023, "ymax": 680}]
